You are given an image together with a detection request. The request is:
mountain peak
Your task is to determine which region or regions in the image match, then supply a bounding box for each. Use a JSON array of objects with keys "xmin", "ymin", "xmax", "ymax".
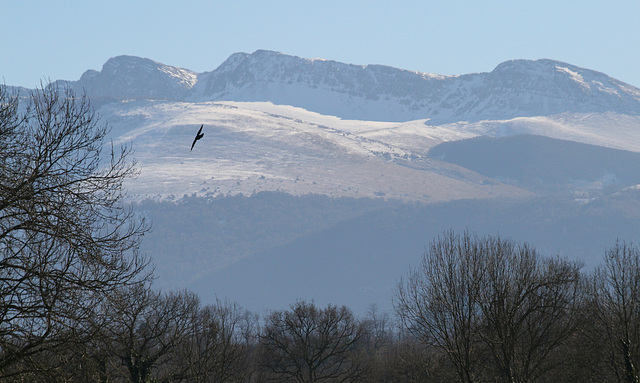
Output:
[
  {"xmin": 491, "ymin": 58, "xmax": 604, "ymax": 82},
  {"xmin": 103, "ymin": 55, "xmax": 160, "ymax": 71},
  {"xmin": 477, "ymin": 57, "xmax": 640, "ymax": 117},
  {"xmin": 69, "ymin": 55, "xmax": 197, "ymax": 101},
  {"xmin": 492, "ymin": 58, "xmax": 563, "ymax": 70},
  {"xmin": 212, "ymin": 49, "xmax": 335, "ymax": 75}
]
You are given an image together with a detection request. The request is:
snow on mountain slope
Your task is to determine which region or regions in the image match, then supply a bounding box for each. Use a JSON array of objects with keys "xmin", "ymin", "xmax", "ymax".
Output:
[
  {"xmin": 489, "ymin": 113, "xmax": 640, "ymax": 153},
  {"xmin": 214, "ymin": 102, "xmax": 640, "ymax": 154},
  {"xmin": 101, "ymin": 100, "xmax": 530, "ymax": 202},
  {"xmin": 67, "ymin": 51, "xmax": 640, "ymax": 123},
  {"xmin": 43, "ymin": 51, "xmax": 640, "ymax": 202},
  {"xmin": 97, "ymin": 95, "xmax": 640, "ymax": 203}
]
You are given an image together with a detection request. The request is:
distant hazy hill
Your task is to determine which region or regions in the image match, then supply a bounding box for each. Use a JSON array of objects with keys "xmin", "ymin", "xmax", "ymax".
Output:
[
  {"xmin": 428, "ymin": 134, "xmax": 640, "ymax": 194},
  {"xmin": 154, "ymin": 190, "xmax": 640, "ymax": 314},
  {"xmin": 56, "ymin": 50, "xmax": 640, "ymax": 123}
]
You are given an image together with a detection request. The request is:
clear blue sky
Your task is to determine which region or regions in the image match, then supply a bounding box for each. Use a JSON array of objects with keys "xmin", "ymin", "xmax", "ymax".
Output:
[{"xmin": 2, "ymin": 0, "xmax": 639, "ymax": 89}]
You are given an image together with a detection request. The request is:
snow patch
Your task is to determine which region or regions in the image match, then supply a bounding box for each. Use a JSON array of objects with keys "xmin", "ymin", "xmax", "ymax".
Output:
[{"xmin": 555, "ymin": 65, "xmax": 589, "ymax": 90}]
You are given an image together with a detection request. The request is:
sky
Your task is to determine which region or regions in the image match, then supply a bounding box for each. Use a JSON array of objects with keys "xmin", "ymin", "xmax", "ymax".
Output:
[{"xmin": 2, "ymin": 1, "xmax": 640, "ymax": 89}]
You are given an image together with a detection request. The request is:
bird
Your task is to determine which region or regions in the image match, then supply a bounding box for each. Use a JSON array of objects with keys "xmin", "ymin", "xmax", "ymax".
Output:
[{"xmin": 190, "ymin": 124, "xmax": 204, "ymax": 151}]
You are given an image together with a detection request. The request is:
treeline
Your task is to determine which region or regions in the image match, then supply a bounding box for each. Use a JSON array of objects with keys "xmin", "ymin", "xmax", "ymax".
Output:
[
  {"xmin": 396, "ymin": 231, "xmax": 640, "ymax": 383},
  {"xmin": 4, "ymin": 233, "xmax": 640, "ymax": 382},
  {"xmin": 2, "ymin": 84, "xmax": 640, "ymax": 382}
]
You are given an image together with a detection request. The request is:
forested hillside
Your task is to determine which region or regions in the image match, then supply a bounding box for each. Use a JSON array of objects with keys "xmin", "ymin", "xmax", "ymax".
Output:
[{"xmin": 135, "ymin": 188, "xmax": 640, "ymax": 314}]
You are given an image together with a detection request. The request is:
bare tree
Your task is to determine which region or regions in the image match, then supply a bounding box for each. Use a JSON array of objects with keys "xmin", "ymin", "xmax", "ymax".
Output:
[
  {"xmin": 586, "ymin": 241, "xmax": 640, "ymax": 383},
  {"xmin": 361, "ymin": 304, "xmax": 393, "ymax": 353},
  {"xmin": 376, "ymin": 334, "xmax": 454, "ymax": 383},
  {"xmin": 395, "ymin": 230, "xmax": 485, "ymax": 383},
  {"xmin": 170, "ymin": 298, "xmax": 258, "ymax": 383},
  {"xmin": 395, "ymin": 231, "xmax": 582, "ymax": 383},
  {"xmin": 478, "ymin": 237, "xmax": 582, "ymax": 383},
  {"xmin": 103, "ymin": 285, "xmax": 200, "ymax": 383},
  {"xmin": 261, "ymin": 300, "xmax": 365, "ymax": 382},
  {"xmin": 0, "ymin": 83, "xmax": 149, "ymax": 377}
]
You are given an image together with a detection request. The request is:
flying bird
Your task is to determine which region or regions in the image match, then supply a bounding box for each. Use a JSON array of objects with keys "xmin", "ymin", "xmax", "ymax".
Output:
[{"xmin": 190, "ymin": 124, "xmax": 204, "ymax": 151}]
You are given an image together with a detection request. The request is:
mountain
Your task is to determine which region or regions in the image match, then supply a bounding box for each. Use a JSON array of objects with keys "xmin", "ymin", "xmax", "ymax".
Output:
[
  {"xmin": 22, "ymin": 51, "xmax": 640, "ymax": 314},
  {"xmin": 194, "ymin": 52, "xmax": 640, "ymax": 122},
  {"xmin": 54, "ymin": 51, "xmax": 640, "ymax": 202},
  {"xmin": 102, "ymin": 97, "xmax": 640, "ymax": 315},
  {"xmin": 63, "ymin": 50, "xmax": 640, "ymax": 123}
]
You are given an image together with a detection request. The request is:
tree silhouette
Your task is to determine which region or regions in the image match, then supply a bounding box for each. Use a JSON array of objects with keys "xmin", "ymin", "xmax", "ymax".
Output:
[
  {"xmin": 0, "ymin": 83, "xmax": 149, "ymax": 377},
  {"xmin": 261, "ymin": 300, "xmax": 365, "ymax": 382}
]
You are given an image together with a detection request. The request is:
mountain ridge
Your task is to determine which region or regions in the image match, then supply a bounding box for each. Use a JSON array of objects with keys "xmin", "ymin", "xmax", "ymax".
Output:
[{"xmin": 54, "ymin": 50, "xmax": 640, "ymax": 123}]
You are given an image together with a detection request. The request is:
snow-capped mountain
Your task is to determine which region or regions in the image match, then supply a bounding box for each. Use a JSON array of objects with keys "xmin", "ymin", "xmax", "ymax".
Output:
[
  {"xmin": 105, "ymin": 99, "xmax": 535, "ymax": 202},
  {"xmin": 53, "ymin": 51, "xmax": 637, "ymax": 202},
  {"xmin": 18, "ymin": 51, "xmax": 640, "ymax": 314},
  {"xmin": 195, "ymin": 51, "xmax": 640, "ymax": 122},
  {"xmin": 63, "ymin": 50, "xmax": 640, "ymax": 123}
]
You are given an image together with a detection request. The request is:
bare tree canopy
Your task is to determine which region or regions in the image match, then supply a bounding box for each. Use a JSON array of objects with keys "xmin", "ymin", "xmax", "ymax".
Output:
[
  {"xmin": 586, "ymin": 241, "xmax": 640, "ymax": 383},
  {"xmin": 394, "ymin": 231, "xmax": 485, "ymax": 383},
  {"xmin": 261, "ymin": 300, "xmax": 366, "ymax": 383},
  {"xmin": 104, "ymin": 286, "xmax": 200, "ymax": 383},
  {"xmin": 395, "ymin": 230, "xmax": 582, "ymax": 383},
  {"xmin": 0, "ymin": 83, "xmax": 149, "ymax": 376},
  {"xmin": 169, "ymin": 297, "xmax": 258, "ymax": 383}
]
